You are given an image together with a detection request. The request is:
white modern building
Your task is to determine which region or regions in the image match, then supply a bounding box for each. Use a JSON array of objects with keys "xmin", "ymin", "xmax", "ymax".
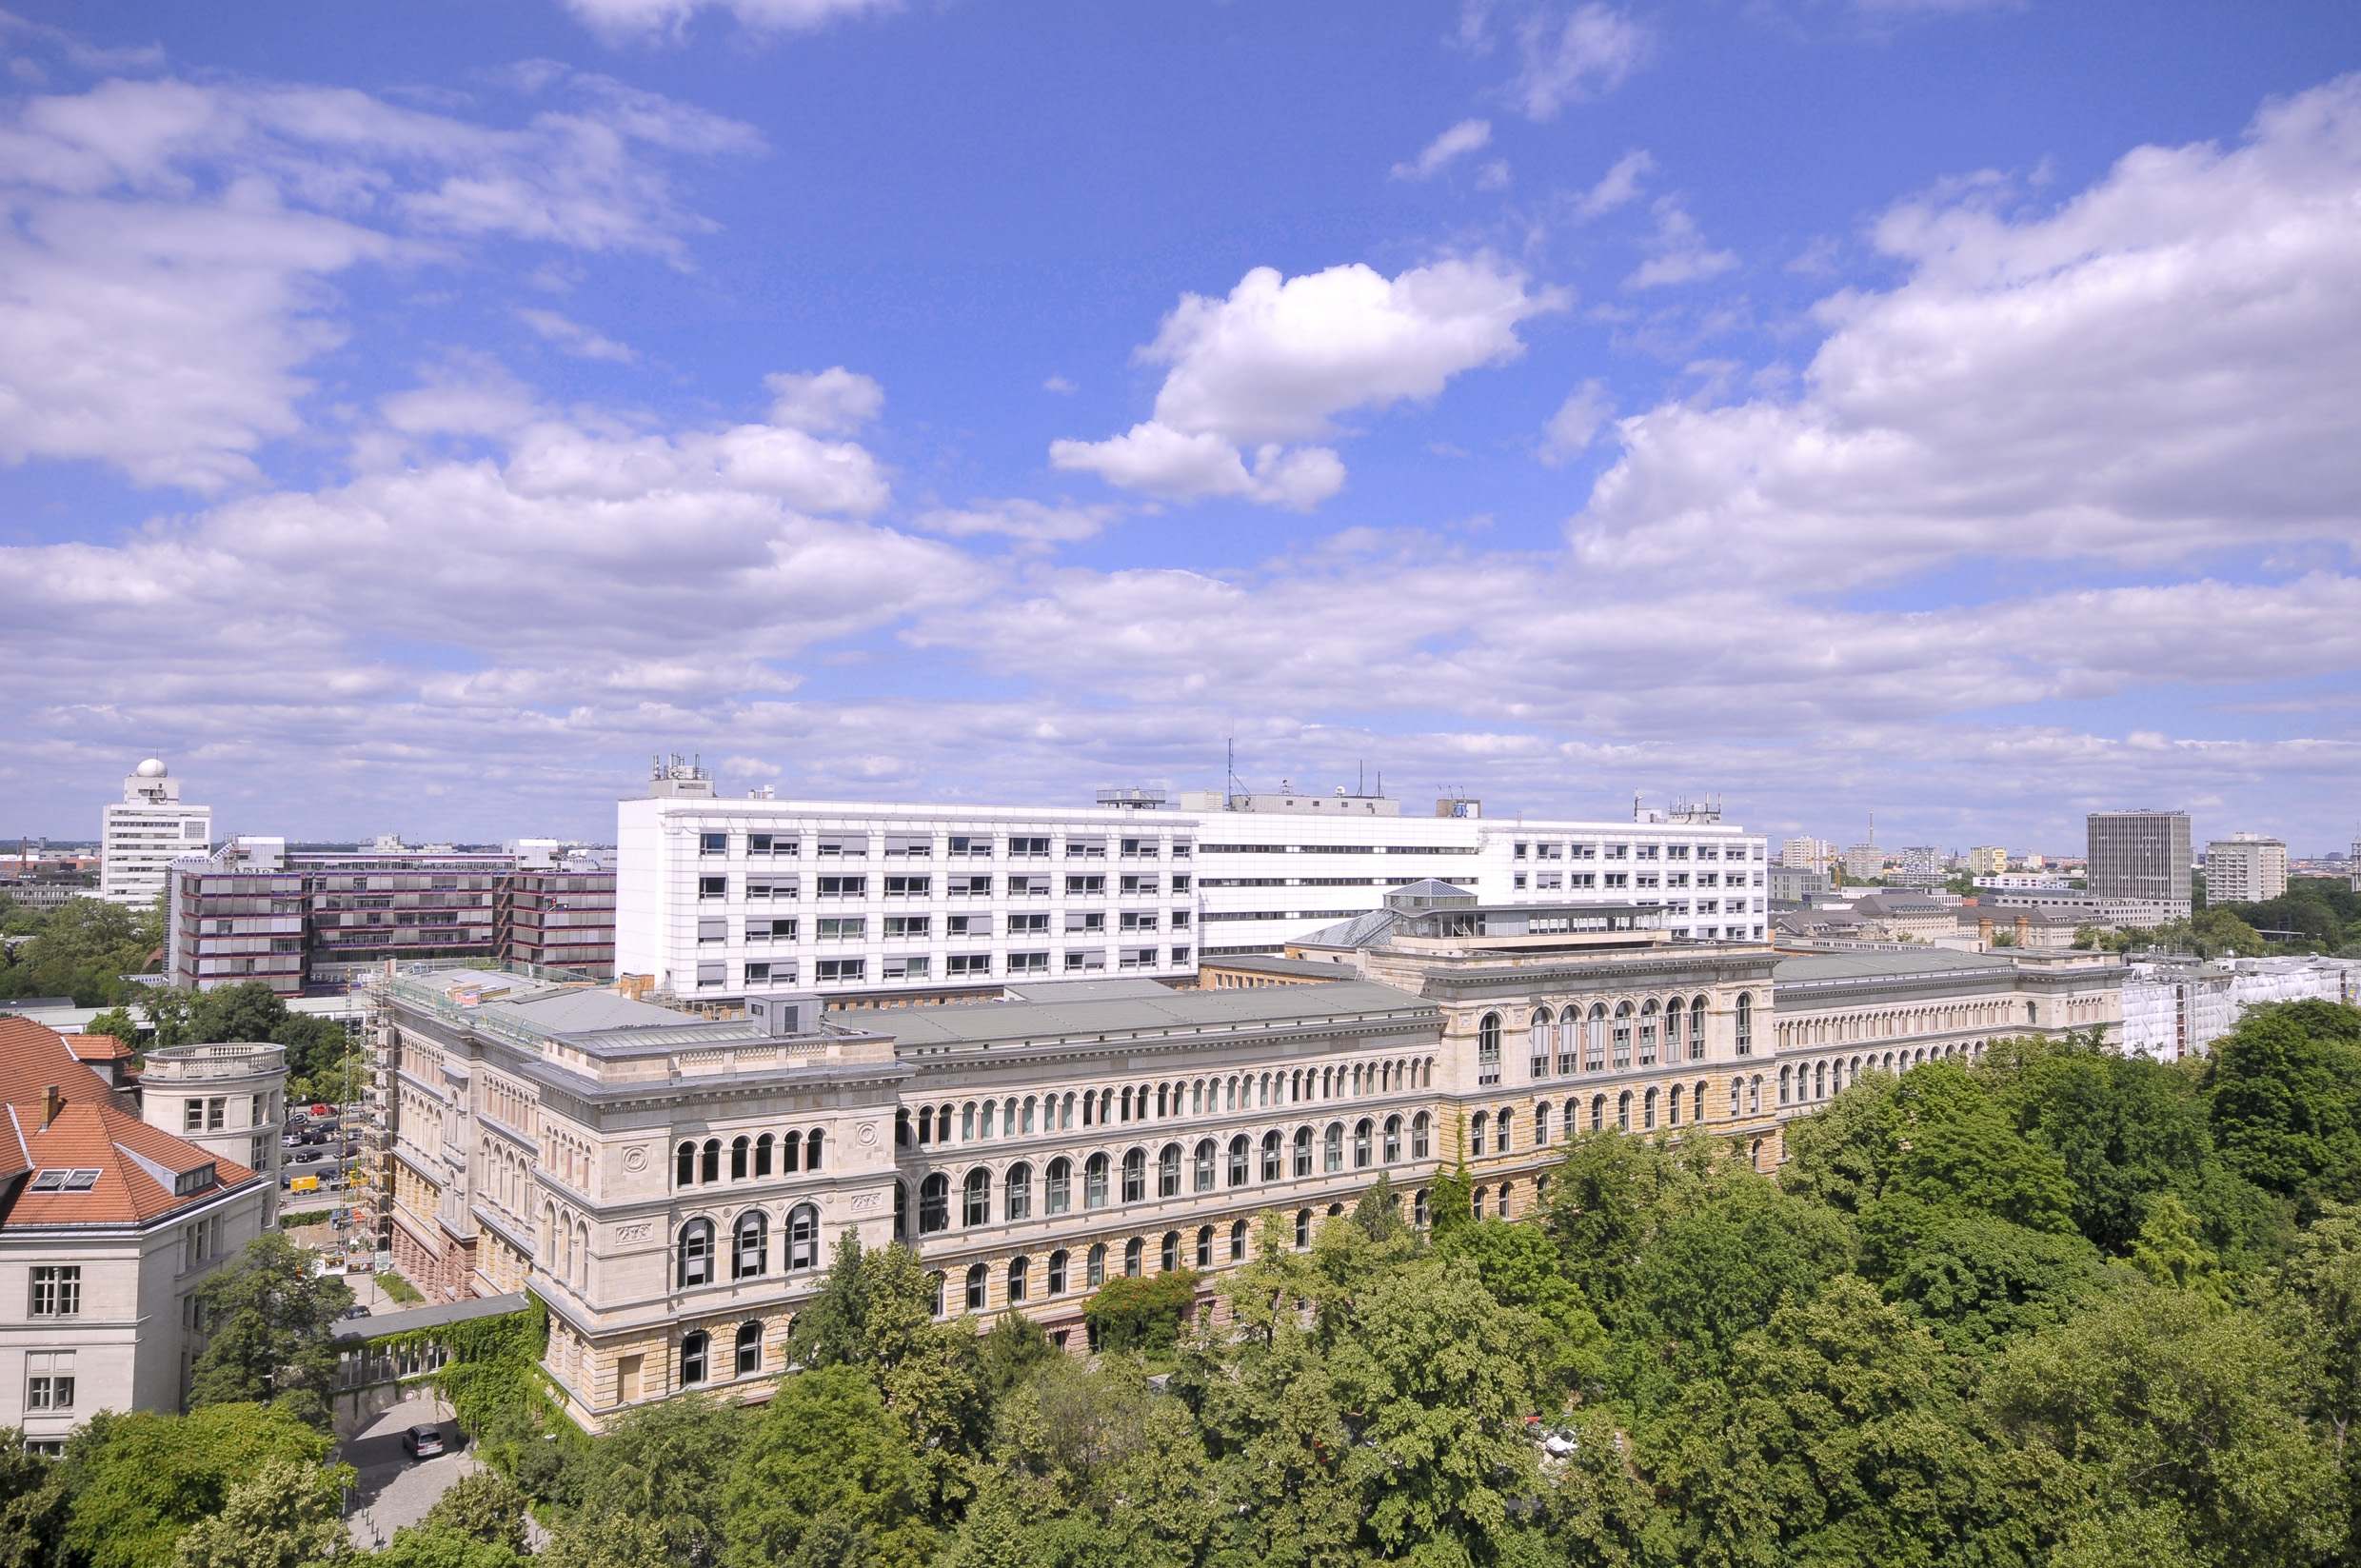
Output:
[
  {"xmin": 1780, "ymin": 838, "xmax": 1837, "ymax": 872},
  {"xmin": 101, "ymin": 760, "xmax": 210, "ymax": 908},
  {"xmin": 2120, "ymin": 955, "xmax": 2361, "ymax": 1061},
  {"xmin": 614, "ymin": 767, "xmax": 1767, "ymax": 1007},
  {"xmin": 0, "ymin": 1017, "xmax": 276, "ymax": 1448},
  {"xmin": 2203, "ymin": 833, "xmax": 2287, "ymax": 906}
]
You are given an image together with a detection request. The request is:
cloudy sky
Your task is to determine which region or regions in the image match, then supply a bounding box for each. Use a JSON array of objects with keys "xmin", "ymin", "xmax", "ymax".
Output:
[{"xmin": 4, "ymin": 1, "xmax": 2358, "ymax": 855}]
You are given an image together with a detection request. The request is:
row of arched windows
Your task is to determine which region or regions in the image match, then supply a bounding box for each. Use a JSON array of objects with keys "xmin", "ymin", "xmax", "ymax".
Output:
[
  {"xmin": 679, "ymin": 1320, "xmax": 766, "ymax": 1386},
  {"xmin": 1517, "ymin": 994, "xmax": 1752, "ymax": 1078},
  {"xmin": 1781, "ymin": 1042, "xmax": 1983, "ymax": 1104},
  {"xmin": 541, "ymin": 1201, "xmax": 590, "ymax": 1291},
  {"xmin": 675, "ymin": 1131, "xmax": 823, "ymax": 1188},
  {"xmin": 906, "ymin": 1115, "xmax": 1438, "ymax": 1233},
  {"xmin": 676, "ymin": 1204, "xmax": 822, "ymax": 1289},
  {"xmin": 900, "ymin": 1060, "xmax": 1440, "ymax": 1147}
]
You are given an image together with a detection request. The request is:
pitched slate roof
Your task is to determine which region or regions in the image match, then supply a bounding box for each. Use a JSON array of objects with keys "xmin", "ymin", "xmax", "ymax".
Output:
[{"xmin": 0, "ymin": 1015, "xmax": 258, "ymax": 1228}]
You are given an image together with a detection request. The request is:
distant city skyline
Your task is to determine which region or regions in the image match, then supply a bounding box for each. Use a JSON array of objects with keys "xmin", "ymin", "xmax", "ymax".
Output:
[{"xmin": 2, "ymin": 4, "xmax": 2357, "ymax": 850}]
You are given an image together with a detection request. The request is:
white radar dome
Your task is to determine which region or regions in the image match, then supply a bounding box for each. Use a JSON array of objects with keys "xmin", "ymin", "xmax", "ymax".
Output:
[{"xmin": 135, "ymin": 758, "xmax": 169, "ymax": 778}]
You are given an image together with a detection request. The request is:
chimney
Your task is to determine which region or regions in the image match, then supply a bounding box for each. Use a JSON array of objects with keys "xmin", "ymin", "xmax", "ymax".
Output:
[
  {"xmin": 1978, "ymin": 917, "xmax": 1994, "ymax": 948},
  {"xmin": 40, "ymin": 1085, "xmax": 61, "ymax": 1129},
  {"xmin": 2014, "ymin": 915, "xmax": 2033, "ymax": 946}
]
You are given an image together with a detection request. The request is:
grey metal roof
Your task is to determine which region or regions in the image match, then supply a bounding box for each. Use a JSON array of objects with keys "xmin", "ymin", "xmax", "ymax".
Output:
[
  {"xmin": 488, "ymin": 985, "xmax": 685, "ymax": 1034},
  {"xmin": 1295, "ymin": 908, "xmax": 1404, "ymax": 949},
  {"xmin": 332, "ymin": 1291, "xmax": 529, "ymax": 1344},
  {"xmin": 881, "ymin": 979, "xmax": 1428, "ymax": 1052},
  {"xmin": 1204, "ymin": 954, "xmax": 1359, "ymax": 979},
  {"xmin": 999, "ymin": 976, "xmax": 1180, "ymax": 1003},
  {"xmin": 1775, "ymin": 950, "xmax": 2012, "ymax": 984}
]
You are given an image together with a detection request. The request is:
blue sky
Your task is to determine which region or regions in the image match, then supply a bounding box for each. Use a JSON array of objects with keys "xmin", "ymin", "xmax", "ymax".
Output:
[{"xmin": 3, "ymin": 0, "xmax": 2359, "ymax": 856}]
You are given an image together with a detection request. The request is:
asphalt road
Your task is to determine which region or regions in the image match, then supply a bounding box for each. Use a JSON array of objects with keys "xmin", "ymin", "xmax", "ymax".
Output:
[{"xmin": 340, "ymin": 1397, "xmax": 483, "ymax": 1550}]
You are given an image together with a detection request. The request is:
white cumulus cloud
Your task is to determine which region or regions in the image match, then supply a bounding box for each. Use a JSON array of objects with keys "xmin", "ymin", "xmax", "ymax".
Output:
[
  {"xmin": 1509, "ymin": 4, "xmax": 1650, "ymax": 120},
  {"xmin": 1392, "ymin": 119, "xmax": 1492, "ymax": 181},
  {"xmin": 557, "ymin": 0, "xmax": 897, "ymax": 43}
]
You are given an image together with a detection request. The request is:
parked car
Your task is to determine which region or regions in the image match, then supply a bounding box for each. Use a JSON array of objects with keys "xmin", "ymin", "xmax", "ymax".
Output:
[
  {"xmin": 401, "ymin": 1424, "xmax": 446, "ymax": 1459},
  {"xmin": 309, "ymin": 1102, "xmax": 335, "ymax": 1118},
  {"xmin": 291, "ymin": 1149, "xmax": 322, "ymax": 1164},
  {"xmin": 341, "ymin": 1303, "xmax": 372, "ymax": 1320}
]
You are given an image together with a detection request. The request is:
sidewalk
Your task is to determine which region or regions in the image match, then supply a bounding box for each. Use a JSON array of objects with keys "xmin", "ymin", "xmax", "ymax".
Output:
[{"xmin": 339, "ymin": 1393, "xmax": 482, "ymax": 1550}]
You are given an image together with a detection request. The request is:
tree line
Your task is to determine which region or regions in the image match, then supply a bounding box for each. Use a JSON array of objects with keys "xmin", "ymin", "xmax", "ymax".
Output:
[{"xmin": 7, "ymin": 998, "xmax": 2361, "ymax": 1567}]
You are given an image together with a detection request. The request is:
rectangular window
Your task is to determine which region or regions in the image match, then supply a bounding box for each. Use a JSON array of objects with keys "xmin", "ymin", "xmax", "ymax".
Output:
[
  {"xmin": 1170, "ymin": 909, "xmax": 1191, "ymax": 928},
  {"xmin": 1065, "ymin": 839, "xmax": 1107, "ymax": 860},
  {"xmin": 206, "ymin": 1097, "xmax": 226, "ymax": 1131},
  {"xmin": 700, "ymin": 832, "xmax": 727, "ymax": 855},
  {"xmin": 744, "ymin": 962, "xmax": 773, "ymax": 983},
  {"xmin": 1171, "ymin": 839, "xmax": 1192, "ymax": 859},
  {"xmin": 946, "ymin": 954, "xmax": 991, "ymax": 976},
  {"xmin": 883, "ymin": 835, "xmax": 932, "ymax": 858},
  {"xmin": 817, "ymin": 917, "xmax": 866, "ymax": 940},
  {"xmin": 947, "ymin": 874, "xmax": 992, "ymax": 897},
  {"xmin": 1064, "ymin": 950, "xmax": 1106, "ymax": 972},
  {"xmin": 1513, "ymin": 872, "xmax": 1528, "ymax": 890},
  {"xmin": 1009, "ymin": 913, "xmax": 1049, "ymax": 934},
  {"xmin": 698, "ymin": 876, "xmax": 727, "ymax": 899},
  {"xmin": 1668, "ymin": 844, "xmax": 1689, "ymax": 860},
  {"xmin": 1120, "ymin": 912, "xmax": 1159, "ymax": 932},
  {"xmin": 1170, "ymin": 873, "xmax": 1191, "ymax": 893},
  {"xmin": 747, "ymin": 879, "xmax": 799, "ymax": 899},
  {"xmin": 816, "ymin": 958, "xmax": 865, "ymax": 982},
  {"xmin": 1066, "ymin": 875, "xmax": 1105, "ymax": 895},
  {"xmin": 1514, "ymin": 842, "xmax": 1528, "ymax": 860},
  {"xmin": 1171, "ymin": 945, "xmax": 1192, "ymax": 964},
  {"xmin": 1120, "ymin": 874, "xmax": 1158, "ymax": 894},
  {"xmin": 883, "ymin": 876, "xmax": 930, "ymax": 897},
  {"xmin": 883, "ymin": 956, "xmax": 932, "ymax": 980},
  {"xmin": 24, "ymin": 1353, "xmax": 72, "ymax": 1412},
  {"xmin": 1006, "ymin": 875, "xmax": 1042, "ymax": 896},
  {"xmin": 250, "ymin": 1134, "xmax": 268, "ymax": 1169},
  {"xmin": 1007, "ymin": 951, "xmax": 1050, "ymax": 974},
  {"xmin": 946, "ymin": 835, "xmax": 990, "ymax": 857},
  {"xmin": 1604, "ymin": 873, "xmax": 1628, "ymax": 889},
  {"xmin": 747, "ymin": 917, "xmax": 799, "ymax": 941},
  {"xmin": 816, "ymin": 838, "xmax": 867, "ymax": 858},
  {"xmin": 883, "ymin": 915, "xmax": 930, "ymax": 938},
  {"xmin": 1064, "ymin": 912, "xmax": 1105, "ymax": 933},
  {"xmin": 947, "ymin": 914, "xmax": 990, "ymax": 937},
  {"xmin": 748, "ymin": 832, "xmax": 786, "ymax": 855},
  {"xmin": 30, "ymin": 1267, "xmax": 80, "ymax": 1317},
  {"xmin": 698, "ymin": 917, "xmax": 727, "ymax": 943},
  {"xmin": 817, "ymin": 876, "xmax": 865, "ymax": 898},
  {"xmin": 1119, "ymin": 946, "xmax": 1158, "ymax": 970},
  {"xmin": 1605, "ymin": 844, "xmax": 1628, "ymax": 860},
  {"xmin": 696, "ymin": 961, "xmax": 726, "ymax": 987},
  {"xmin": 1009, "ymin": 836, "xmax": 1050, "ymax": 858},
  {"xmin": 183, "ymin": 1098, "xmax": 204, "ymax": 1133}
]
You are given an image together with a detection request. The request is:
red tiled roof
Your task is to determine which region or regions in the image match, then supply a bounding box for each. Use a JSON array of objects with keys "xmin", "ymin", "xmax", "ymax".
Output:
[
  {"xmin": 67, "ymin": 1034, "xmax": 133, "ymax": 1062},
  {"xmin": 0, "ymin": 1016, "xmax": 258, "ymax": 1228}
]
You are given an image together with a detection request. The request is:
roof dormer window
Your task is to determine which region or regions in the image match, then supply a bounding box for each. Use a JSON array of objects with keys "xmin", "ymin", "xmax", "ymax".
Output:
[{"xmin": 30, "ymin": 1169, "xmax": 99, "ymax": 1191}]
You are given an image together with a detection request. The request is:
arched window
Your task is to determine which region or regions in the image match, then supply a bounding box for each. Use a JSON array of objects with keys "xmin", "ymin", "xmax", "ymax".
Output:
[
  {"xmin": 893, "ymin": 1181, "xmax": 907, "ymax": 1241},
  {"xmin": 731, "ymin": 1135, "xmax": 750, "ymax": 1181},
  {"xmin": 1382, "ymin": 1114, "xmax": 1402, "ymax": 1162},
  {"xmin": 1224, "ymin": 1135, "xmax": 1249, "ymax": 1187},
  {"xmin": 1815, "ymin": 1061, "xmax": 1828, "ymax": 1100},
  {"xmin": 1592, "ymin": 1094, "xmax": 1605, "ymax": 1132},
  {"xmin": 756, "ymin": 1132, "xmax": 775, "ymax": 1176},
  {"xmin": 965, "ymin": 1263, "xmax": 987, "ymax": 1311},
  {"xmin": 1617, "ymin": 1091, "xmax": 1632, "ymax": 1131},
  {"xmin": 735, "ymin": 1321, "xmax": 763, "ymax": 1377},
  {"xmin": 963, "ymin": 1167, "xmax": 992, "ymax": 1226},
  {"xmin": 1473, "ymin": 1185, "xmax": 1487, "ymax": 1221},
  {"xmin": 919, "ymin": 1174, "xmax": 950, "ymax": 1234},
  {"xmin": 701, "ymin": 1139, "xmax": 721, "ymax": 1184},
  {"xmin": 1639, "ymin": 1000, "xmax": 1659, "ymax": 1065},
  {"xmin": 1730, "ymin": 1078, "xmax": 1743, "ymax": 1117},
  {"xmin": 1496, "ymin": 1109, "xmax": 1513, "ymax": 1154},
  {"xmin": 1244, "ymin": 1129, "xmax": 1270, "ymax": 1181},
  {"xmin": 787, "ymin": 1204, "xmax": 819, "ymax": 1270},
  {"xmin": 963, "ymin": 1102, "xmax": 979, "ymax": 1140},
  {"xmin": 782, "ymin": 1129, "xmax": 802, "ymax": 1173},
  {"xmin": 1087, "ymin": 1241, "xmax": 1107, "ymax": 1287},
  {"xmin": 1534, "ymin": 1103, "xmax": 1550, "ymax": 1145},
  {"xmin": 1667, "ymin": 1084, "xmax": 1682, "ymax": 1126},
  {"xmin": 1750, "ymin": 1075, "xmax": 1762, "ymax": 1114},
  {"xmin": 1230, "ymin": 1219, "xmax": 1248, "ymax": 1260},
  {"xmin": 805, "ymin": 1130, "xmax": 824, "ymax": 1171},
  {"xmin": 542, "ymin": 1202, "xmax": 558, "ymax": 1263},
  {"xmin": 1121, "ymin": 1086, "xmax": 1134, "ymax": 1122},
  {"xmin": 1497, "ymin": 1182, "xmax": 1513, "ymax": 1219},
  {"xmin": 1124, "ymin": 1238, "xmax": 1144, "ymax": 1278},
  {"xmin": 1048, "ymin": 1249, "xmax": 1068, "ymax": 1294},
  {"xmin": 677, "ymin": 1220, "xmax": 714, "ymax": 1288},
  {"xmin": 1006, "ymin": 1162, "xmax": 1033, "ymax": 1221},
  {"xmin": 1121, "ymin": 1148, "xmax": 1146, "ymax": 1203},
  {"xmin": 1612, "ymin": 1003, "xmax": 1634, "ymax": 1069},
  {"xmin": 1530, "ymin": 1006, "xmax": 1554, "ymax": 1080},
  {"xmin": 1294, "ymin": 1209, "xmax": 1312, "ymax": 1248},
  {"xmin": 1046, "ymin": 1157, "xmax": 1072, "ymax": 1214},
  {"xmin": 1478, "ymin": 1012, "xmax": 1502, "ymax": 1085},
  {"xmin": 1007, "ymin": 1257, "xmax": 1029, "ymax": 1303},
  {"xmin": 1196, "ymin": 1225, "xmax": 1214, "ymax": 1267},
  {"xmin": 1085, "ymin": 1153, "xmax": 1110, "ymax": 1208},
  {"xmin": 675, "ymin": 1141, "xmax": 695, "ymax": 1188},
  {"xmin": 1779, "ymin": 1065, "xmax": 1793, "ymax": 1104},
  {"xmin": 681, "ymin": 1330, "xmax": 709, "ymax": 1386},
  {"xmin": 733, "ymin": 1211, "xmax": 768, "ymax": 1279},
  {"xmin": 1193, "ymin": 1140, "xmax": 1217, "ymax": 1193},
  {"xmin": 1690, "ymin": 996, "xmax": 1708, "ymax": 1059},
  {"xmin": 1411, "ymin": 1112, "xmax": 1431, "ymax": 1160},
  {"xmin": 1159, "ymin": 1143, "xmax": 1181, "ymax": 1198},
  {"xmin": 929, "ymin": 1271, "xmax": 945, "ymax": 1318},
  {"xmin": 1471, "ymin": 1110, "xmax": 1488, "ymax": 1152},
  {"xmin": 1735, "ymin": 993, "xmax": 1754, "ymax": 1055},
  {"xmin": 1322, "ymin": 1122, "xmax": 1343, "ymax": 1173},
  {"xmin": 1585, "ymin": 1004, "xmax": 1607, "ymax": 1071},
  {"xmin": 1414, "ymin": 1188, "xmax": 1430, "ymax": 1227},
  {"xmin": 1353, "ymin": 1119, "xmax": 1373, "ymax": 1168},
  {"xmin": 1292, "ymin": 1126, "xmax": 1314, "ymax": 1177},
  {"xmin": 1643, "ymin": 1086, "xmax": 1657, "ymax": 1131},
  {"xmin": 1161, "ymin": 1231, "xmax": 1180, "ymax": 1272}
]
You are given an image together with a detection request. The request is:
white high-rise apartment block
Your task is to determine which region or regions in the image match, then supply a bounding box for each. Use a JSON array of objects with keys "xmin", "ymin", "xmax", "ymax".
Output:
[
  {"xmin": 614, "ymin": 767, "xmax": 1769, "ymax": 1005},
  {"xmin": 101, "ymin": 760, "xmax": 210, "ymax": 908},
  {"xmin": 2204, "ymin": 833, "xmax": 2287, "ymax": 906},
  {"xmin": 1781, "ymin": 838, "xmax": 1836, "ymax": 871},
  {"xmin": 1966, "ymin": 846, "xmax": 2009, "ymax": 877}
]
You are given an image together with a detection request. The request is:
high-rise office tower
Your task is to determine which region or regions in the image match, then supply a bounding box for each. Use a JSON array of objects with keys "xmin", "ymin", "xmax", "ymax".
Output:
[{"xmin": 2087, "ymin": 810, "xmax": 2192, "ymax": 919}]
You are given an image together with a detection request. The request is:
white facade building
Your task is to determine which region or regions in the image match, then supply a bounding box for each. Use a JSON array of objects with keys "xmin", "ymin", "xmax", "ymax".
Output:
[
  {"xmin": 2203, "ymin": 833, "xmax": 2287, "ymax": 906},
  {"xmin": 1781, "ymin": 838, "xmax": 1837, "ymax": 872},
  {"xmin": 101, "ymin": 760, "xmax": 211, "ymax": 908},
  {"xmin": 138, "ymin": 1042, "xmax": 288, "ymax": 1224},
  {"xmin": 2119, "ymin": 955, "xmax": 2361, "ymax": 1061},
  {"xmin": 615, "ymin": 772, "xmax": 1767, "ymax": 1006}
]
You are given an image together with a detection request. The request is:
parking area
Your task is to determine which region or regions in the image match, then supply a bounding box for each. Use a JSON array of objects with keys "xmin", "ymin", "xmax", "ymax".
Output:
[{"xmin": 339, "ymin": 1397, "xmax": 481, "ymax": 1549}]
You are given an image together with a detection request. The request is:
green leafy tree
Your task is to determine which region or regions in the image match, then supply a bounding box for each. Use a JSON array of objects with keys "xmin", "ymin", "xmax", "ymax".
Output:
[
  {"xmin": 1433, "ymin": 1219, "xmax": 1607, "ymax": 1394},
  {"xmin": 2203, "ymin": 1000, "xmax": 2361, "ymax": 1211},
  {"xmin": 722, "ymin": 1363, "xmax": 933, "ymax": 1568},
  {"xmin": 0, "ymin": 895, "xmax": 157, "ymax": 1004},
  {"xmin": 1322, "ymin": 1255, "xmax": 1548, "ymax": 1563},
  {"xmin": 2275, "ymin": 1201, "xmax": 2361, "ymax": 1470},
  {"xmin": 1541, "ymin": 1129, "xmax": 1694, "ymax": 1317},
  {"xmin": 2127, "ymin": 1193, "xmax": 2232, "ymax": 1303},
  {"xmin": 1986, "ymin": 1035, "xmax": 2222, "ymax": 1252},
  {"xmin": 64, "ymin": 1403, "xmax": 330, "ymax": 1568},
  {"xmin": 170, "ymin": 1454, "xmax": 352, "ymax": 1568},
  {"xmin": 976, "ymin": 1311, "xmax": 1061, "ymax": 1405},
  {"xmin": 538, "ymin": 1508, "xmax": 673, "ymax": 1568},
  {"xmin": 563, "ymin": 1393, "xmax": 747, "ymax": 1566},
  {"xmin": 0, "ymin": 1432, "xmax": 71, "ymax": 1568},
  {"xmin": 190, "ymin": 1234, "xmax": 354, "ymax": 1431},
  {"xmin": 1987, "ymin": 1284, "xmax": 2342, "ymax": 1568},
  {"xmin": 1180, "ymin": 1321, "xmax": 1361, "ymax": 1568},
  {"xmin": 1082, "ymin": 1269, "xmax": 1200, "ymax": 1355},
  {"xmin": 1857, "ymin": 1196, "xmax": 2113, "ymax": 1352},
  {"xmin": 1351, "ymin": 1170, "xmax": 1408, "ymax": 1242}
]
